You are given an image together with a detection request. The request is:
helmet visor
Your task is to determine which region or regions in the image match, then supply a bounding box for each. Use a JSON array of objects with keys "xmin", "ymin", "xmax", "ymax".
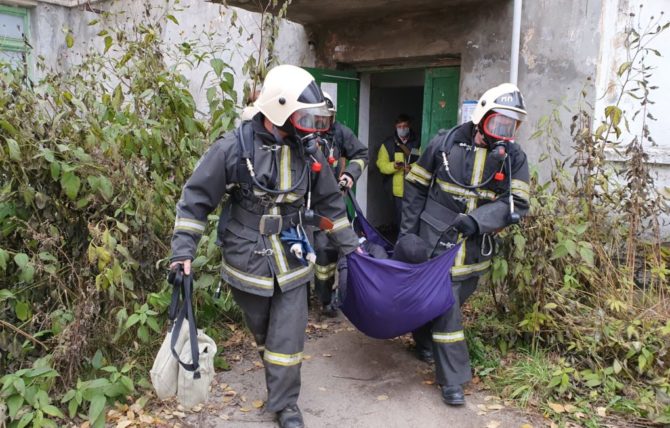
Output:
[
  {"xmin": 482, "ymin": 113, "xmax": 521, "ymax": 141},
  {"xmin": 290, "ymin": 106, "xmax": 333, "ymax": 133}
]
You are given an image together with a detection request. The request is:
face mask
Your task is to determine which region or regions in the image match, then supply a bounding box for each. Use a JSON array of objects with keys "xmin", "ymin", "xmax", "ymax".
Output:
[{"xmin": 397, "ymin": 127, "xmax": 410, "ymax": 138}]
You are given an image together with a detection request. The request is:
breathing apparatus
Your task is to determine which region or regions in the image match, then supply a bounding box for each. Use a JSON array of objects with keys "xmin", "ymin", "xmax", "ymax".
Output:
[{"xmin": 442, "ymin": 83, "xmax": 527, "ymax": 224}]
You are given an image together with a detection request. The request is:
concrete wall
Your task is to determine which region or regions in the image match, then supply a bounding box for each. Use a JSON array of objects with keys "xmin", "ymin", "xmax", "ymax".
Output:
[
  {"xmin": 310, "ymin": 0, "xmax": 603, "ymax": 175},
  {"xmin": 26, "ymin": 0, "xmax": 315, "ymax": 115}
]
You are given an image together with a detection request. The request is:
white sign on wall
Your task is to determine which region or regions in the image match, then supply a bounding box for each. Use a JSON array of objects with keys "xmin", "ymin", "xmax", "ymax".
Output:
[{"xmin": 461, "ymin": 100, "xmax": 477, "ymax": 124}]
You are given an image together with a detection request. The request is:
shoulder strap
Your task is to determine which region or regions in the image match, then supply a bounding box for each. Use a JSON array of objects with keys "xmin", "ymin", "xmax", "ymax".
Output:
[{"xmin": 169, "ymin": 270, "xmax": 201, "ymax": 378}]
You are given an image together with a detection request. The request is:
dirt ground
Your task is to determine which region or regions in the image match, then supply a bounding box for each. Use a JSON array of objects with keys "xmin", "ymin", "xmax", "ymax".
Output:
[{"xmin": 149, "ymin": 311, "xmax": 540, "ymax": 428}]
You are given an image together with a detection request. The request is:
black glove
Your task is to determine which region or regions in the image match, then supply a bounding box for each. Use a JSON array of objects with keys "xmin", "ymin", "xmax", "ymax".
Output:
[{"xmin": 452, "ymin": 214, "xmax": 478, "ymax": 237}]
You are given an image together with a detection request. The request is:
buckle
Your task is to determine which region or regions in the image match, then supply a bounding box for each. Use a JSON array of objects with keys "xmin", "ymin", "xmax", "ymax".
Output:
[
  {"xmin": 259, "ymin": 214, "xmax": 283, "ymax": 235},
  {"xmin": 438, "ymin": 241, "xmax": 456, "ymax": 249},
  {"xmin": 254, "ymin": 248, "xmax": 275, "ymax": 256}
]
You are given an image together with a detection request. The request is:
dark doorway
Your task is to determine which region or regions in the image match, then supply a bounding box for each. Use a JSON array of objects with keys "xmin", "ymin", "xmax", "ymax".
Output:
[{"xmin": 366, "ymin": 69, "xmax": 424, "ymax": 241}]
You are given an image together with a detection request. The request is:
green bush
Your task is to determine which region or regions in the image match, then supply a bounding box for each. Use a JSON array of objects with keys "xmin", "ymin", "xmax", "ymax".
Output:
[
  {"xmin": 474, "ymin": 15, "xmax": 670, "ymax": 426},
  {"xmin": 0, "ymin": 9, "xmax": 241, "ymax": 427}
]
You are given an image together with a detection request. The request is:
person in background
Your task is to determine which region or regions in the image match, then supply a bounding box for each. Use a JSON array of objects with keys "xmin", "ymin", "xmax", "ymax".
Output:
[
  {"xmin": 376, "ymin": 114, "xmax": 420, "ymax": 229},
  {"xmin": 312, "ymin": 91, "xmax": 368, "ymax": 317}
]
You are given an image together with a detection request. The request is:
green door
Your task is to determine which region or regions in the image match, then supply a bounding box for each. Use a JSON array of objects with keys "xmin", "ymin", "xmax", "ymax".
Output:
[
  {"xmin": 303, "ymin": 68, "xmax": 359, "ymax": 134},
  {"xmin": 421, "ymin": 67, "xmax": 460, "ymax": 150}
]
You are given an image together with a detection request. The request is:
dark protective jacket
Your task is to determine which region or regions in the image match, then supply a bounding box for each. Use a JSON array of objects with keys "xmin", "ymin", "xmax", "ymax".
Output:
[
  {"xmin": 376, "ymin": 130, "xmax": 421, "ymax": 197},
  {"xmin": 400, "ymin": 122, "xmax": 530, "ymax": 281},
  {"xmin": 171, "ymin": 114, "xmax": 359, "ymax": 297},
  {"xmin": 319, "ymin": 121, "xmax": 368, "ymax": 181}
]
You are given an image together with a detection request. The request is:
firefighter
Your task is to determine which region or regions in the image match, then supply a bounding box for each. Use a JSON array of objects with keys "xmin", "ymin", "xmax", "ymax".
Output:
[
  {"xmin": 169, "ymin": 64, "xmax": 360, "ymax": 428},
  {"xmin": 313, "ymin": 91, "xmax": 368, "ymax": 317},
  {"xmin": 400, "ymin": 83, "xmax": 530, "ymax": 406},
  {"xmin": 376, "ymin": 114, "xmax": 421, "ymax": 229}
]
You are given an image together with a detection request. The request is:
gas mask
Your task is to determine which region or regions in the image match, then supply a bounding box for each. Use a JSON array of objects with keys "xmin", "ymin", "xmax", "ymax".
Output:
[{"xmin": 480, "ymin": 112, "xmax": 521, "ymax": 161}]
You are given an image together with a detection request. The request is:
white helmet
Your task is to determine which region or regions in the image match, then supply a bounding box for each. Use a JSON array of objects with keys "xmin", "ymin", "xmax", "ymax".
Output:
[
  {"xmin": 254, "ymin": 64, "xmax": 331, "ymax": 133},
  {"xmin": 472, "ymin": 83, "xmax": 527, "ymax": 142}
]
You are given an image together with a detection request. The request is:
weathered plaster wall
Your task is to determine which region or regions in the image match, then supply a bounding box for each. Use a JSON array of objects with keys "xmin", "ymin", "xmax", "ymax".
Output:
[
  {"xmin": 27, "ymin": 0, "xmax": 314, "ymax": 114},
  {"xmin": 311, "ymin": 0, "xmax": 602, "ymax": 172},
  {"xmin": 517, "ymin": 0, "xmax": 602, "ymax": 171}
]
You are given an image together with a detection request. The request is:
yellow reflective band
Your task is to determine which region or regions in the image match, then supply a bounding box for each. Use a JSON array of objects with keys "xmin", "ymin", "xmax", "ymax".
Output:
[
  {"xmin": 263, "ymin": 350, "xmax": 303, "ymax": 367},
  {"xmin": 277, "ymin": 264, "xmax": 313, "ymax": 285},
  {"xmin": 315, "ymin": 263, "xmax": 337, "ymax": 274},
  {"xmin": 174, "ymin": 217, "xmax": 206, "ymax": 234},
  {"xmin": 407, "ymin": 171, "xmax": 430, "ymax": 187},
  {"xmin": 350, "ymin": 159, "xmax": 366, "ymax": 171},
  {"xmin": 221, "ymin": 260, "xmax": 274, "ymax": 290},
  {"xmin": 435, "ymin": 179, "xmax": 496, "ymax": 200},
  {"xmin": 280, "ymin": 145, "xmax": 291, "ymax": 190},
  {"xmin": 268, "ymin": 206, "xmax": 289, "ymax": 273},
  {"xmin": 410, "ymin": 164, "xmax": 432, "ymax": 180},
  {"xmin": 433, "ymin": 330, "xmax": 465, "ymax": 343},
  {"xmin": 329, "ymin": 217, "xmax": 351, "ymax": 233},
  {"xmin": 315, "ymin": 271, "xmax": 336, "ymax": 281},
  {"xmin": 454, "ymin": 240, "xmax": 467, "ymax": 267},
  {"xmin": 451, "ymin": 260, "xmax": 492, "ymax": 277},
  {"xmin": 471, "ymin": 147, "xmax": 487, "ymax": 187},
  {"xmin": 511, "ymin": 179, "xmax": 530, "ymax": 200}
]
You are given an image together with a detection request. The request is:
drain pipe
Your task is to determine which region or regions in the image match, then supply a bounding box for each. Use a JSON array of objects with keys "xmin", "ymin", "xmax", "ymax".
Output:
[{"xmin": 510, "ymin": 0, "xmax": 522, "ymax": 85}]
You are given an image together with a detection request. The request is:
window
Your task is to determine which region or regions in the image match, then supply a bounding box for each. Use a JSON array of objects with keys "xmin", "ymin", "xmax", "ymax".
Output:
[{"xmin": 0, "ymin": 5, "xmax": 30, "ymax": 74}]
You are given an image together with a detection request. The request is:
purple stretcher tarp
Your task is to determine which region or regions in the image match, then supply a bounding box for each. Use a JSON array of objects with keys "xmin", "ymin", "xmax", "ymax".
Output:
[
  {"xmin": 340, "ymin": 246, "xmax": 459, "ymax": 339},
  {"xmin": 341, "ymin": 191, "xmax": 459, "ymax": 339}
]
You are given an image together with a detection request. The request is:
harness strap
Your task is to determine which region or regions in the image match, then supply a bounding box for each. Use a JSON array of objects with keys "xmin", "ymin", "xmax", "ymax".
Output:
[
  {"xmin": 230, "ymin": 204, "xmax": 301, "ymax": 232},
  {"xmin": 169, "ymin": 269, "xmax": 201, "ymax": 378}
]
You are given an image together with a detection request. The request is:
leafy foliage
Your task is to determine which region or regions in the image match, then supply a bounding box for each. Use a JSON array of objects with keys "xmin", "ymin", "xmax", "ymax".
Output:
[
  {"xmin": 0, "ymin": 6, "xmax": 246, "ymax": 426},
  {"xmin": 473, "ymin": 10, "xmax": 670, "ymax": 426}
]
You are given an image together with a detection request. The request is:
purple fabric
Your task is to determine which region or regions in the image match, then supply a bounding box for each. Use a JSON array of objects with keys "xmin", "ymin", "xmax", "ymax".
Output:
[
  {"xmin": 340, "ymin": 244, "xmax": 460, "ymax": 339},
  {"xmin": 347, "ymin": 191, "xmax": 394, "ymax": 252}
]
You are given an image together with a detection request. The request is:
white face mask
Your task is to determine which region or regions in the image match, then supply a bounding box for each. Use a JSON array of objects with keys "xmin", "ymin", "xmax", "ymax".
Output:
[{"xmin": 396, "ymin": 127, "xmax": 410, "ymax": 138}]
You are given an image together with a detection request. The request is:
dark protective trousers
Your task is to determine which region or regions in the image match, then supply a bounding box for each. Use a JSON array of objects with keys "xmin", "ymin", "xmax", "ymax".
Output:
[
  {"xmin": 231, "ymin": 284, "xmax": 308, "ymax": 412},
  {"xmin": 412, "ymin": 277, "xmax": 479, "ymax": 386},
  {"xmin": 313, "ymin": 230, "xmax": 338, "ymax": 306}
]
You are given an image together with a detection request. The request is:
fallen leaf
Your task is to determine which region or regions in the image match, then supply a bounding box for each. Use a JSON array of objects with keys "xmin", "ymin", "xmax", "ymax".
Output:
[
  {"xmin": 596, "ymin": 407, "xmax": 607, "ymax": 417},
  {"xmin": 252, "ymin": 400, "xmax": 264, "ymax": 409},
  {"xmin": 477, "ymin": 404, "xmax": 488, "ymax": 411},
  {"xmin": 478, "ymin": 411, "xmax": 487, "ymax": 416},
  {"xmin": 240, "ymin": 395, "xmax": 247, "ymax": 403},
  {"xmin": 484, "ymin": 395, "xmax": 500, "ymax": 402},
  {"xmin": 139, "ymin": 414, "xmax": 154, "ymax": 423},
  {"xmin": 563, "ymin": 404, "xmax": 577, "ymax": 413},
  {"xmin": 376, "ymin": 394, "xmax": 389, "ymax": 401},
  {"xmin": 79, "ymin": 423, "xmax": 91, "ymax": 428},
  {"xmin": 254, "ymin": 361, "xmax": 264, "ymax": 368},
  {"xmin": 346, "ymin": 327, "xmax": 355, "ymax": 331},
  {"xmin": 126, "ymin": 410, "xmax": 135, "ymax": 420},
  {"xmin": 191, "ymin": 404, "xmax": 203, "ymax": 412},
  {"xmin": 548, "ymin": 403, "xmax": 565, "ymax": 413},
  {"xmin": 115, "ymin": 421, "xmax": 133, "ymax": 428},
  {"xmin": 172, "ymin": 411, "xmax": 186, "ymax": 418},
  {"xmin": 239, "ymin": 407, "xmax": 251, "ymax": 413},
  {"xmin": 471, "ymin": 376, "xmax": 481, "ymax": 384},
  {"xmin": 224, "ymin": 390, "xmax": 237, "ymax": 397},
  {"xmin": 574, "ymin": 412, "xmax": 585, "ymax": 419},
  {"xmin": 219, "ymin": 383, "xmax": 229, "ymax": 390},
  {"xmin": 520, "ymin": 424, "xmax": 534, "ymax": 428},
  {"xmin": 422, "ymin": 380, "xmax": 435, "ymax": 385},
  {"xmin": 487, "ymin": 404, "xmax": 504, "ymax": 411},
  {"xmin": 318, "ymin": 387, "xmax": 327, "ymax": 391},
  {"xmin": 321, "ymin": 323, "xmax": 328, "ymax": 329},
  {"xmin": 219, "ymin": 414, "xmax": 230, "ymax": 421},
  {"xmin": 303, "ymin": 355, "xmax": 312, "ymax": 361},
  {"xmin": 322, "ymin": 353, "xmax": 333, "ymax": 357},
  {"xmin": 487, "ymin": 421, "xmax": 501, "ymax": 428}
]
